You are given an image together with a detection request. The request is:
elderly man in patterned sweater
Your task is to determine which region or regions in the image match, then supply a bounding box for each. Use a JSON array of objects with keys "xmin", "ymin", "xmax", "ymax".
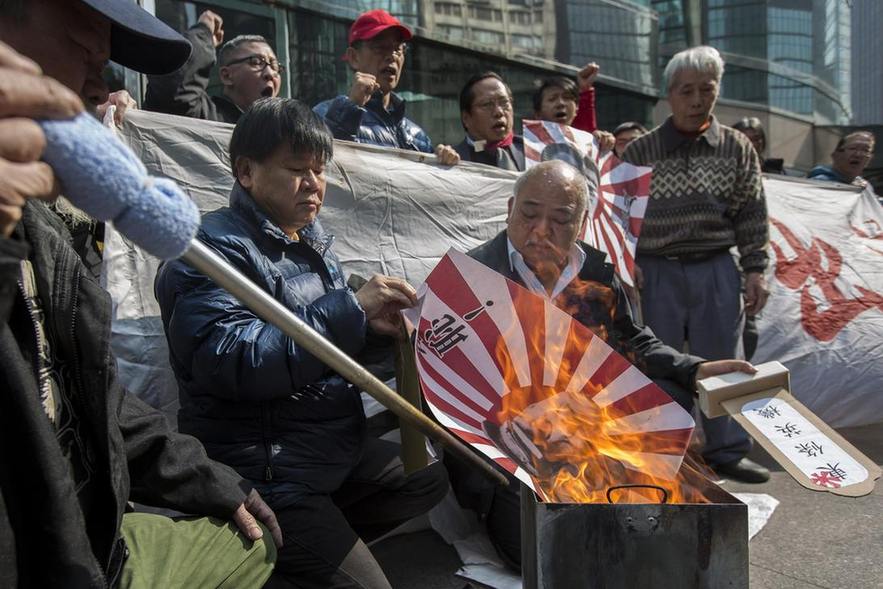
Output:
[{"xmin": 622, "ymin": 46, "xmax": 771, "ymax": 484}]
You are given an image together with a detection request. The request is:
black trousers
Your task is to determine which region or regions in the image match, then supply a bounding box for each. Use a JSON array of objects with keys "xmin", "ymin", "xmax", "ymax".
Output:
[
  {"xmin": 262, "ymin": 438, "xmax": 448, "ymax": 589},
  {"xmin": 483, "ymin": 378, "xmax": 695, "ymax": 571}
]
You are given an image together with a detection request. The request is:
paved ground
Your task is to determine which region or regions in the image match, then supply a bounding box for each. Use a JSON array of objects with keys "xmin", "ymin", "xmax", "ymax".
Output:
[{"xmin": 372, "ymin": 423, "xmax": 882, "ymax": 588}]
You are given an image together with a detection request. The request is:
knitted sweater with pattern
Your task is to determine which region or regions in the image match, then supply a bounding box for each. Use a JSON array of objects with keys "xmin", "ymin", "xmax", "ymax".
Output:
[{"xmin": 621, "ymin": 116, "xmax": 769, "ymax": 273}]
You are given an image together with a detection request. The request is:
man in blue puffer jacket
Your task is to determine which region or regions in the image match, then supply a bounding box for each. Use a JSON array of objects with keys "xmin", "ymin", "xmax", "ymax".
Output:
[
  {"xmin": 314, "ymin": 9, "xmax": 460, "ymax": 165},
  {"xmin": 156, "ymin": 98, "xmax": 448, "ymax": 589}
]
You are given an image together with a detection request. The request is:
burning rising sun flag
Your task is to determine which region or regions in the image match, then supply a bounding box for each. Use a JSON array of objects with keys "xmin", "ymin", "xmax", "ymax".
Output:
[
  {"xmin": 523, "ymin": 120, "xmax": 651, "ymax": 287},
  {"xmin": 414, "ymin": 249, "xmax": 695, "ymax": 503}
]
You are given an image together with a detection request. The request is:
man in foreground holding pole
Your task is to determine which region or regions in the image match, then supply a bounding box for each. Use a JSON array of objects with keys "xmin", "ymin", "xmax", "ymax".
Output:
[
  {"xmin": 622, "ymin": 46, "xmax": 771, "ymax": 484},
  {"xmin": 0, "ymin": 0, "xmax": 282, "ymax": 585},
  {"xmin": 156, "ymin": 97, "xmax": 448, "ymax": 589},
  {"xmin": 448, "ymin": 159, "xmax": 755, "ymax": 570}
]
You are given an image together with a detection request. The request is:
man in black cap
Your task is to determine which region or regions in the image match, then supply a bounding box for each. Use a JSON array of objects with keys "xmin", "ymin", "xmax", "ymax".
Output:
[{"xmin": 0, "ymin": 1, "xmax": 281, "ymax": 586}]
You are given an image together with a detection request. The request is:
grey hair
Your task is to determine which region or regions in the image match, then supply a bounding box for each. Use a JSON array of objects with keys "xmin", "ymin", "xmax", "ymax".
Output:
[
  {"xmin": 663, "ymin": 46, "xmax": 725, "ymax": 92},
  {"xmin": 219, "ymin": 35, "xmax": 273, "ymax": 66},
  {"xmin": 514, "ymin": 160, "xmax": 591, "ymax": 216}
]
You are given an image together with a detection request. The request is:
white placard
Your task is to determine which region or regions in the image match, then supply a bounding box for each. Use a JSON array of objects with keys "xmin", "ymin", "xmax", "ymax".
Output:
[{"xmin": 741, "ymin": 397, "xmax": 869, "ymax": 490}]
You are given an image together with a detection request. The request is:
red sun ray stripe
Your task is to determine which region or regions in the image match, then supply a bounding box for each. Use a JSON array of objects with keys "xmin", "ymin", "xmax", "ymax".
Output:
[
  {"xmin": 496, "ymin": 456, "xmax": 519, "ymax": 474},
  {"xmin": 583, "ymin": 348, "xmax": 632, "ymax": 394},
  {"xmin": 599, "ymin": 152, "xmax": 618, "ymax": 177},
  {"xmin": 506, "ymin": 281, "xmax": 548, "ymax": 388},
  {"xmin": 553, "ymin": 315, "xmax": 597, "ymax": 393},
  {"xmin": 524, "ymin": 145, "xmax": 541, "ymax": 162},
  {"xmin": 605, "ymin": 382, "xmax": 682, "ymax": 419},
  {"xmin": 603, "ymin": 174, "xmax": 650, "ymax": 198},
  {"xmin": 524, "ymin": 121, "xmax": 558, "ymax": 146},
  {"xmin": 421, "ymin": 385, "xmax": 485, "ymax": 430},
  {"xmin": 419, "ymin": 343, "xmax": 502, "ymax": 407},
  {"xmin": 417, "ymin": 353, "xmax": 495, "ymax": 417}
]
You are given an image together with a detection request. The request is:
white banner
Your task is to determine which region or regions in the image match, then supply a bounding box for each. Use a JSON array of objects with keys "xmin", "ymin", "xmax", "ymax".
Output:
[
  {"xmin": 110, "ymin": 111, "xmax": 883, "ymax": 428},
  {"xmin": 753, "ymin": 176, "xmax": 883, "ymax": 427}
]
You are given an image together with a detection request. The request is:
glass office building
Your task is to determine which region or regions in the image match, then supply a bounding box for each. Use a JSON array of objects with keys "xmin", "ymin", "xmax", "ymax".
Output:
[{"xmin": 651, "ymin": 0, "xmax": 852, "ymax": 124}]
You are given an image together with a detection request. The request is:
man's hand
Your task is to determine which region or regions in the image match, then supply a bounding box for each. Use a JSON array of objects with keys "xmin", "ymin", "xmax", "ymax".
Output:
[
  {"xmin": 198, "ymin": 10, "xmax": 225, "ymax": 48},
  {"xmin": 593, "ymin": 130, "xmax": 615, "ymax": 152},
  {"xmin": 744, "ymin": 271, "xmax": 769, "ymax": 316},
  {"xmin": 434, "ymin": 144, "xmax": 460, "ymax": 166},
  {"xmin": 355, "ymin": 274, "xmax": 417, "ymax": 336},
  {"xmin": 348, "ymin": 72, "xmax": 380, "ymax": 107},
  {"xmin": 0, "ymin": 41, "xmax": 83, "ymax": 237},
  {"xmin": 695, "ymin": 360, "xmax": 757, "ymax": 386},
  {"xmin": 577, "ymin": 62, "xmax": 600, "ymax": 92},
  {"xmin": 633, "ymin": 263, "xmax": 644, "ymax": 289},
  {"xmin": 232, "ymin": 489, "xmax": 283, "ymax": 548},
  {"xmin": 96, "ymin": 90, "xmax": 137, "ymax": 126}
]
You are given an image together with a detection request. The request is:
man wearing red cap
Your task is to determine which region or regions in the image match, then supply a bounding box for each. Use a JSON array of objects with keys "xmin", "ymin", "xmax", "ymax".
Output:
[{"xmin": 314, "ymin": 9, "xmax": 459, "ymax": 165}]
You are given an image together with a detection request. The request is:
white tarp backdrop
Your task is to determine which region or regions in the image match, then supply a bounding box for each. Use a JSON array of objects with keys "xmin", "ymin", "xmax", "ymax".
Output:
[{"xmin": 109, "ymin": 111, "xmax": 883, "ymax": 428}]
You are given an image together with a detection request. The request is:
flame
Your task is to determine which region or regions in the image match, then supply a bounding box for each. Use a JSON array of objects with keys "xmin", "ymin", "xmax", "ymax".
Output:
[{"xmin": 493, "ymin": 277, "xmax": 715, "ymax": 505}]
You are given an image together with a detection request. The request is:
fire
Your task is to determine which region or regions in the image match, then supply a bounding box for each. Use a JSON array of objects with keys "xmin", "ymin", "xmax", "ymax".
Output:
[{"xmin": 492, "ymin": 276, "xmax": 716, "ymax": 505}]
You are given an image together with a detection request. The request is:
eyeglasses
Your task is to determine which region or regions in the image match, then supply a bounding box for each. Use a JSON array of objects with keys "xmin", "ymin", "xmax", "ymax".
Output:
[
  {"xmin": 474, "ymin": 98, "xmax": 513, "ymax": 112},
  {"xmin": 226, "ymin": 54, "xmax": 285, "ymax": 74},
  {"xmin": 361, "ymin": 41, "xmax": 410, "ymax": 56},
  {"xmin": 840, "ymin": 146, "xmax": 874, "ymax": 157}
]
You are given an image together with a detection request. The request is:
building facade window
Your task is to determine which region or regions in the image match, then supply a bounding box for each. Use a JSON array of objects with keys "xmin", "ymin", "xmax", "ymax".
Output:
[
  {"xmin": 470, "ymin": 28, "xmax": 506, "ymax": 45},
  {"xmin": 435, "ymin": 2, "xmax": 463, "ymax": 17},
  {"xmin": 468, "ymin": 6, "xmax": 503, "ymax": 22}
]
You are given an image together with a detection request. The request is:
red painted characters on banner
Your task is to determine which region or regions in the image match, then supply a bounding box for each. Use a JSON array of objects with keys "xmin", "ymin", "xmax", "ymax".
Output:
[{"xmin": 770, "ymin": 218, "xmax": 883, "ymax": 342}]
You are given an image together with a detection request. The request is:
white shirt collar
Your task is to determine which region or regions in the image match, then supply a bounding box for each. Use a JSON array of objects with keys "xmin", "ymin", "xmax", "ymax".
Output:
[{"xmin": 506, "ymin": 237, "xmax": 586, "ymax": 300}]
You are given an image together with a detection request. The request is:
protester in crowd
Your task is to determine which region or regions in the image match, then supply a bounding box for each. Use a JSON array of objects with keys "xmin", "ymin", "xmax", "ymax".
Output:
[
  {"xmin": 808, "ymin": 131, "xmax": 876, "ymax": 188},
  {"xmin": 314, "ymin": 9, "xmax": 458, "ymax": 165},
  {"xmin": 156, "ymin": 97, "xmax": 449, "ymax": 589},
  {"xmin": 612, "ymin": 121, "xmax": 648, "ymax": 158},
  {"xmin": 621, "ymin": 46, "xmax": 770, "ymax": 484},
  {"xmin": 532, "ymin": 62, "xmax": 600, "ymax": 132},
  {"xmin": 732, "ymin": 117, "xmax": 784, "ymax": 174},
  {"xmin": 454, "ymin": 71, "xmax": 525, "ymax": 170},
  {"xmin": 731, "ymin": 116, "xmax": 783, "ymax": 360},
  {"xmin": 445, "ymin": 160, "xmax": 756, "ymax": 570},
  {"xmin": 0, "ymin": 0, "xmax": 283, "ymax": 585},
  {"xmin": 145, "ymin": 10, "xmax": 281, "ymax": 123},
  {"xmin": 532, "ymin": 65, "xmax": 616, "ymax": 151}
]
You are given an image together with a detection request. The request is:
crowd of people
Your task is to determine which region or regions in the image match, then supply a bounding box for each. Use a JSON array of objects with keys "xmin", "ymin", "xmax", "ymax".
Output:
[{"xmin": 0, "ymin": 0, "xmax": 877, "ymax": 588}]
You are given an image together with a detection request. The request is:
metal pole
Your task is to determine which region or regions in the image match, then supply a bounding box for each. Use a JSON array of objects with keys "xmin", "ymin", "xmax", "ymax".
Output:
[{"xmin": 181, "ymin": 239, "xmax": 508, "ymax": 487}]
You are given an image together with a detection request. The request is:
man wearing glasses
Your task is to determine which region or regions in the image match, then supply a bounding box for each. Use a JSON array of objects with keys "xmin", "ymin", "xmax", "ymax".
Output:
[
  {"xmin": 809, "ymin": 131, "xmax": 876, "ymax": 188},
  {"xmin": 314, "ymin": 9, "xmax": 460, "ymax": 165},
  {"xmin": 454, "ymin": 72, "xmax": 525, "ymax": 171},
  {"xmin": 146, "ymin": 10, "xmax": 281, "ymax": 123}
]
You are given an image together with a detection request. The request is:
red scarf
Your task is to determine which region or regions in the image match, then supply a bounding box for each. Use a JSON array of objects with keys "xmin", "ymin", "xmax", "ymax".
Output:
[
  {"xmin": 485, "ymin": 132, "xmax": 514, "ymax": 154},
  {"xmin": 679, "ymin": 119, "xmax": 711, "ymax": 140}
]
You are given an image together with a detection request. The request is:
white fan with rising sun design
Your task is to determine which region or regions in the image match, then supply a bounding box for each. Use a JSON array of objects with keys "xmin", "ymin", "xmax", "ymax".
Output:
[{"xmin": 414, "ymin": 249, "xmax": 695, "ymax": 500}]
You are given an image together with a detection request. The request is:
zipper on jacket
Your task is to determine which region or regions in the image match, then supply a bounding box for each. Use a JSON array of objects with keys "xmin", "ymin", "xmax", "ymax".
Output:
[
  {"xmin": 63, "ymin": 255, "xmax": 88, "ymax": 408},
  {"xmin": 16, "ymin": 262, "xmax": 43, "ymax": 387}
]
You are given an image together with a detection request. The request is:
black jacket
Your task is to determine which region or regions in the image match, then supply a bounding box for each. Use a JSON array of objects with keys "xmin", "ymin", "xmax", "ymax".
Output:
[
  {"xmin": 454, "ymin": 135, "xmax": 525, "ymax": 171},
  {"xmin": 0, "ymin": 202, "xmax": 250, "ymax": 588},
  {"xmin": 155, "ymin": 184, "xmax": 371, "ymax": 502},
  {"xmin": 144, "ymin": 24, "xmax": 242, "ymax": 124}
]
